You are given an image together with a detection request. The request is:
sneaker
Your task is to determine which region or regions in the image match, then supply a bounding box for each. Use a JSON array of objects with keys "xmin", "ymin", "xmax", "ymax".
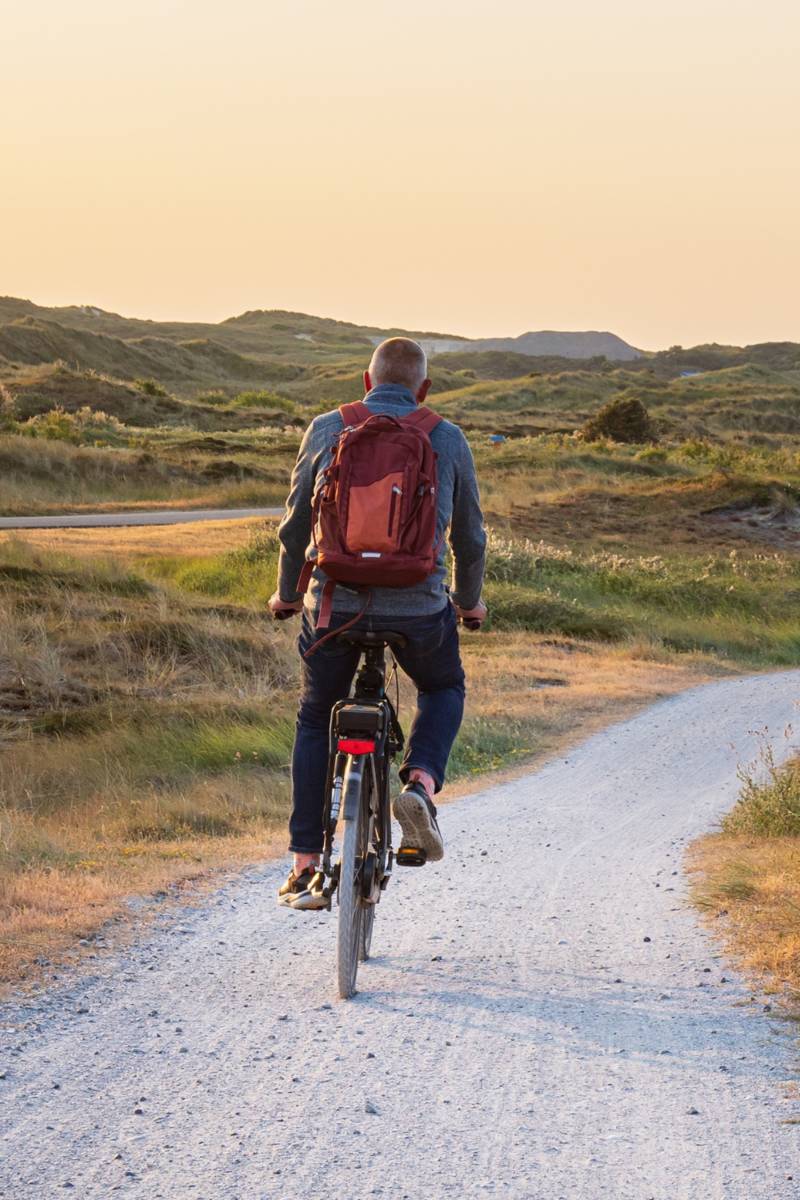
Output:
[
  {"xmin": 291, "ymin": 869, "xmax": 330, "ymax": 911},
  {"xmin": 392, "ymin": 781, "xmax": 444, "ymax": 862},
  {"xmin": 277, "ymin": 866, "xmax": 313, "ymax": 906},
  {"xmin": 277, "ymin": 866, "xmax": 328, "ymax": 911}
]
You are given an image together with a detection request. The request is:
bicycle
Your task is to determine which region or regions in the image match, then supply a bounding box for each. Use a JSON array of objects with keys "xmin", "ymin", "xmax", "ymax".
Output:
[
  {"xmin": 312, "ymin": 629, "xmax": 430, "ymax": 999},
  {"xmin": 272, "ymin": 605, "xmax": 484, "ymax": 998}
]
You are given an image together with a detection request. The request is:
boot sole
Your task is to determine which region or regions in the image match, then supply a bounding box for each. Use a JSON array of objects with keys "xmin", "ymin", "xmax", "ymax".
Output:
[
  {"xmin": 289, "ymin": 890, "xmax": 330, "ymax": 911},
  {"xmin": 392, "ymin": 792, "xmax": 444, "ymax": 862}
]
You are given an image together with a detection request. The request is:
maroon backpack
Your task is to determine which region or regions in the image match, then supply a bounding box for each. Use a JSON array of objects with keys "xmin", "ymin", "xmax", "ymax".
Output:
[{"xmin": 297, "ymin": 401, "xmax": 442, "ymax": 628}]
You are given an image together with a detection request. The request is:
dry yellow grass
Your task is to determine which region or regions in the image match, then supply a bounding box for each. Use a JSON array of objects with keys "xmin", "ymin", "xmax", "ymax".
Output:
[
  {"xmin": 0, "ymin": 516, "xmax": 260, "ymax": 559},
  {"xmin": 689, "ymin": 835, "xmax": 800, "ymax": 1002}
]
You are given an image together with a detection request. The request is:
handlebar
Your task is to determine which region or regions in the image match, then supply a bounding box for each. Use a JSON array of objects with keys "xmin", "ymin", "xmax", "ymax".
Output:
[{"xmin": 273, "ymin": 605, "xmax": 484, "ymax": 628}]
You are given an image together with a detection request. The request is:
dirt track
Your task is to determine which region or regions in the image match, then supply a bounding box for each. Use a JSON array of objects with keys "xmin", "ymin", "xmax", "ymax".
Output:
[{"xmin": 1, "ymin": 672, "xmax": 799, "ymax": 1198}]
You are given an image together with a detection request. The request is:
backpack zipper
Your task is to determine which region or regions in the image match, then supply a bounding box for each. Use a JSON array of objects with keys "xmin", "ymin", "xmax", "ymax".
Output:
[{"xmin": 387, "ymin": 484, "xmax": 402, "ymax": 538}]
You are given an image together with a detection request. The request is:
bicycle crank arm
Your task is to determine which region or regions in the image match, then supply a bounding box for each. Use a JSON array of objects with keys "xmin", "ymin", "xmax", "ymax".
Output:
[{"xmin": 321, "ymin": 862, "xmax": 340, "ymax": 900}]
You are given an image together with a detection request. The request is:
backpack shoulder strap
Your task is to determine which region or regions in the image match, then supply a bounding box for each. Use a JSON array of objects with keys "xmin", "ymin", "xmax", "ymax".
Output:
[
  {"xmin": 403, "ymin": 405, "xmax": 442, "ymax": 436},
  {"xmin": 339, "ymin": 401, "xmax": 372, "ymax": 428}
]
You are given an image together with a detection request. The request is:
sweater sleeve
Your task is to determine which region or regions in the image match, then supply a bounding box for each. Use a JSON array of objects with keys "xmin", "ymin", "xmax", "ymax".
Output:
[
  {"xmin": 448, "ymin": 430, "xmax": 487, "ymax": 610},
  {"xmin": 275, "ymin": 420, "xmax": 317, "ymax": 602}
]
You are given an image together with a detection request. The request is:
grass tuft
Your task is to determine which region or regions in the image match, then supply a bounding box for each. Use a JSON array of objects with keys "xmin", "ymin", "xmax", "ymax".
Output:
[{"xmin": 724, "ymin": 748, "xmax": 800, "ymax": 838}]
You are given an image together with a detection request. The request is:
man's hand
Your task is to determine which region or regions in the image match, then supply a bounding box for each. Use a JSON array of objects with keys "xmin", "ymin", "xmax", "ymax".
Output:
[
  {"xmin": 455, "ymin": 599, "xmax": 488, "ymax": 630},
  {"xmin": 268, "ymin": 592, "xmax": 303, "ymax": 621}
]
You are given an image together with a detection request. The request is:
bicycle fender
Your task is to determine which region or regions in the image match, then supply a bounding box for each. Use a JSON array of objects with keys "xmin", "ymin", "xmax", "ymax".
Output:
[{"xmin": 342, "ymin": 757, "xmax": 364, "ymax": 821}]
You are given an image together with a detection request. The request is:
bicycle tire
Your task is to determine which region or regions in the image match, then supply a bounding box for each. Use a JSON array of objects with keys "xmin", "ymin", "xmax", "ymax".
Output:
[{"xmin": 336, "ymin": 756, "xmax": 369, "ymax": 998}]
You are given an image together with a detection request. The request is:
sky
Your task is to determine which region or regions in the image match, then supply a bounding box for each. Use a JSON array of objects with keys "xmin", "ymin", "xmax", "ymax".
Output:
[{"xmin": 2, "ymin": 0, "xmax": 799, "ymax": 349}]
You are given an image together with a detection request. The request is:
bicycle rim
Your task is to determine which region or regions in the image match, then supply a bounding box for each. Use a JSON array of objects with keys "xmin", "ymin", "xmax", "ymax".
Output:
[{"xmin": 336, "ymin": 759, "xmax": 369, "ymax": 998}]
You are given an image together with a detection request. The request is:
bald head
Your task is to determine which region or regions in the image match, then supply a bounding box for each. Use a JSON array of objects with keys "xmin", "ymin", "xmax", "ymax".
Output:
[{"xmin": 366, "ymin": 337, "xmax": 429, "ymax": 395}]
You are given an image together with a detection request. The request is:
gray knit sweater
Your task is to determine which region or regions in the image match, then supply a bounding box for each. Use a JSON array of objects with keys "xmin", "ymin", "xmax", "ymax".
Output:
[{"xmin": 276, "ymin": 383, "xmax": 487, "ymax": 617}]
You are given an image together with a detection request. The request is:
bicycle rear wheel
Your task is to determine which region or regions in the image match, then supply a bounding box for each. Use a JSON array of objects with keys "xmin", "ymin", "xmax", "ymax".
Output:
[{"xmin": 337, "ymin": 756, "xmax": 370, "ymax": 998}]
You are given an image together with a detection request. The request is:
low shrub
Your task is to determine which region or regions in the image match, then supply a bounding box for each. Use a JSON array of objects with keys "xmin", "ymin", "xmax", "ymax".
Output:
[
  {"xmin": 723, "ymin": 748, "xmax": 800, "ymax": 837},
  {"xmin": 580, "ymin": 397, "xmax": 657, "ymax": 444},
  {"xmin": 135, "ymin": 378, "xmax": 169, "ymax": 397},
  {"xmin": 20, "ymin": 405, "xmax": 127, "ymax": 445}
]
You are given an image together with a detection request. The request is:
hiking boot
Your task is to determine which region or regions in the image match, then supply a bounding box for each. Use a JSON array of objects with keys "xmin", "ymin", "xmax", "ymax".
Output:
[
  {"xmin": 392, "ymin": 781, "xmax": 444, "ymax": 862},
  {"xmin": 277, "ymin": 866, "xmax": 329, "ymax": 911}
]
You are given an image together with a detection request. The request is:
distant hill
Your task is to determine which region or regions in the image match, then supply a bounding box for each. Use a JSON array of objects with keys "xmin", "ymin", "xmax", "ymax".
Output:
[
  {"xmin": 0, "ymin": 297, "xmax": 641, "ymax": 388},
  {"xmin": 464, "ymin": 331, "xmax": 641, "ymax": 361},
  {"xmin": 1, "ymin": 296, "xmax": 797, "ymax": 422}
]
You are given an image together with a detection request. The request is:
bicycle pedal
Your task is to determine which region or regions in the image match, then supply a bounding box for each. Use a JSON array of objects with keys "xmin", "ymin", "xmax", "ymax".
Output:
[{"xmin": 396, "ymin": 846, "xmax": 427, "ymax": 867}]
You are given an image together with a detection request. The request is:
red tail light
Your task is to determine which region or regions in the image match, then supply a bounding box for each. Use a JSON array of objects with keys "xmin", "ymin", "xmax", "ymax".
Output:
[{"xmin": 337, "ymin": 738, "xmax": 376, "ymax": 754}]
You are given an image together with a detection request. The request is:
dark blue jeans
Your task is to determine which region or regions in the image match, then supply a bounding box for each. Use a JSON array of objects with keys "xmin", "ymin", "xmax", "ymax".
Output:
[{"xmin": 289, "ymin": 604, "xmax": 466, "ymax": 853}]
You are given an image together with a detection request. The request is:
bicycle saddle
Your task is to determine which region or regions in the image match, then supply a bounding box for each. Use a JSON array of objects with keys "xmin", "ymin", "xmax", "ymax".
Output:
[{"xmin": 337, "ymin": 630, "xmax": 407, "ymax": 650}]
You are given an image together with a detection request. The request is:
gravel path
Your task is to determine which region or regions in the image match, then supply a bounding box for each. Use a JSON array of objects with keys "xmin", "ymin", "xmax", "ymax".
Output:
[
  {"xmin": 2, "ymin": 672, "xmax": 799, "ymax": 1198},
  {"xmin": 0, "ymin": 507, "xmax": 282, "ymax": 529}
]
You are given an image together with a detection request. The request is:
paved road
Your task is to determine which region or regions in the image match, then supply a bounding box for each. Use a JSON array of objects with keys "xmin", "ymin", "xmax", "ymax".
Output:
[
  {"xmin": 0, "ymin": 507, "xmax": 283, "ymax": 530},
  {"xmin": 1, "ymin": 672, "xmax": 799, "ymax": 1198}
]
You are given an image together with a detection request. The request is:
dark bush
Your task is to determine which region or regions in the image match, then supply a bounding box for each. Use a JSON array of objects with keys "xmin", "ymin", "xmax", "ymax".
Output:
[{"xmin": 580, "ymin": 397, "xmax": 657, "ymax": 444}]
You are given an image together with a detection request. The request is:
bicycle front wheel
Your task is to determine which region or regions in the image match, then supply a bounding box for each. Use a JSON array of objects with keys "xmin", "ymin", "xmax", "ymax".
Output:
[{"xmin": 336, "ymin": 756, "xmax": 369, "ymax": 998}]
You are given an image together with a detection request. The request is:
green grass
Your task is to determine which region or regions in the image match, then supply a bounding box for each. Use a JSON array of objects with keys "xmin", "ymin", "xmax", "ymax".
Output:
[
  {"xmin": 481, "ymin": 533, "xmax": 800, "ymax": 666},
  {"xmin": 143, "ymin": 527, "xmax": 281, "ymax": 605},
  {"xmin": 448, "ymin": 716, "xmax": 540, "ymax": 777}
]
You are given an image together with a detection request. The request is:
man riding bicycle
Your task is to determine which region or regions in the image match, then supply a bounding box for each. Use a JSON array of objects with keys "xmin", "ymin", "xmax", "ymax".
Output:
[{"xmin": 269, "ymin": 336, "xmax": 487, "ymax": 910}]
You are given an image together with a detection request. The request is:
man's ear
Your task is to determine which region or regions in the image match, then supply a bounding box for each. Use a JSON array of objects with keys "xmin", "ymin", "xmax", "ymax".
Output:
[
  {"xmin": 363, "ymin": 370, "xmax": 372, "ymax": 394},
  {"xmin": 416, "ymin": 378, "xmax": 432, "ymax": 404}
]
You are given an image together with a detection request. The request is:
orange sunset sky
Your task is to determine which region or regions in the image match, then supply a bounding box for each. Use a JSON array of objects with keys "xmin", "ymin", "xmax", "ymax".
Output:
[{"xmin": 3, "ymin": 0, "xmax": 799, "ymax": 349}]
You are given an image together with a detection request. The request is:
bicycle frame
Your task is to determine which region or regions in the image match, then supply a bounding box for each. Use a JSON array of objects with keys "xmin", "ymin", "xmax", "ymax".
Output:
[{"xmin": 320, "ymin": 640, "xmax": 404, "ymax": 894}]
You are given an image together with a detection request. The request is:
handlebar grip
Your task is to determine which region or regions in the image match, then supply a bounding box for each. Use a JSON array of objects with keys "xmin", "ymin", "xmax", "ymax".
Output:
[
  {"xmin": 463, "ymin": 618, "xmax": 482, "ymax": 631},
  {"xmin": 272, "ymin": 608, "xmax": 295, "ymax": 621}
]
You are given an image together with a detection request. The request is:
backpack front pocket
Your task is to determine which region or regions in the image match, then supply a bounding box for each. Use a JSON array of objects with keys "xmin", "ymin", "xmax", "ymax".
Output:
[{"xmin": 345, "ymin": 471, "xmax": 404, "ymax": 554}]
